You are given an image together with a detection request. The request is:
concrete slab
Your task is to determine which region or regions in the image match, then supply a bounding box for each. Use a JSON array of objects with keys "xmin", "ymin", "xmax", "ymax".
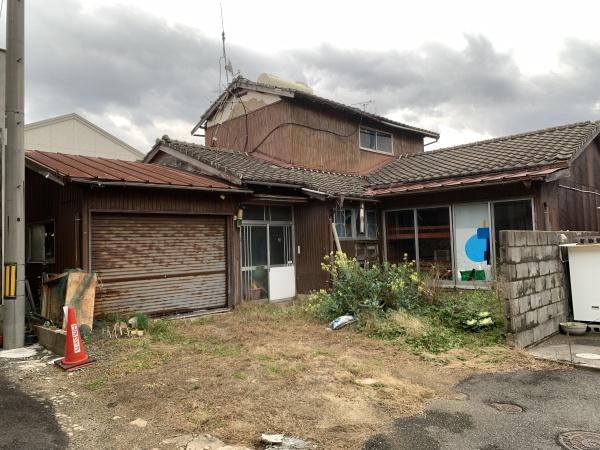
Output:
[{"xmin": 528, "ymin": 332, "xmax": 600, "ymax": 369}]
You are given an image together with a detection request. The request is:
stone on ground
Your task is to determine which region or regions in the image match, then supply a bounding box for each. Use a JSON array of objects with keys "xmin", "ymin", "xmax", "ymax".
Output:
[
  {"xmin": 129, "ymin": 418, "xmax": 147, "ymax": 428},
  {"xmin": 185, "ymin": 434, "xmax": 225, "ymax": 450}
]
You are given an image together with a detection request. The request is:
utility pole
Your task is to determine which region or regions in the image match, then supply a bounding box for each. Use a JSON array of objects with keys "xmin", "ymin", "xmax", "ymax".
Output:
[{"xmin": 3, "ymin": 0, "xmax": 25, "ymax": 349}]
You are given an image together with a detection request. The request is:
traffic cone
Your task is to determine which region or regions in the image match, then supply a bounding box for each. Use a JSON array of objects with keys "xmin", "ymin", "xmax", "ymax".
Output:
[{"xmin": 54, "ymin": 306, "xmax": 97, "ymax": 371}]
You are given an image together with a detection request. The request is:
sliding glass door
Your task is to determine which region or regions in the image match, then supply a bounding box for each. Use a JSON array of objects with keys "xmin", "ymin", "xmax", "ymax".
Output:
[{"xmin": 384, "ymin": 198, "xmax": 534, "ymax": 285}]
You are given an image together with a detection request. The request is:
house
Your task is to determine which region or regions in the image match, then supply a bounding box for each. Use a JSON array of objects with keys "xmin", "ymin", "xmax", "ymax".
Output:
[
  {"xmin": 25, "ymin": 113, "xmax": 144, "ymax": 161},
  {"xmin": 144, "ymin": 75, "xmax": 600, "ymax": 302},
  {"xmin": 25, "ymin": 150, "xmax": 250, "ymax": 316},
  {"xmin": 26, "ymin": 74, "xmax": 600, "ymax": 315}
]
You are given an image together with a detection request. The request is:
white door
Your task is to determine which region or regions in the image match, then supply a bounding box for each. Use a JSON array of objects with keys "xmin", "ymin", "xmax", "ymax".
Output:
[
  {"xmin": 453, "ymin": 203, "xmax": 492, "ymax": 283},
  {"xmin": 268, "ymin": 225, "xmax": 296, "ymax": 301}
]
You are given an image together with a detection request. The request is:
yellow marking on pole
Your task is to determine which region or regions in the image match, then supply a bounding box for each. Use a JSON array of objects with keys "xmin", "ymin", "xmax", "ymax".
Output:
[{"xmin": 4, "ymin": 263, "xmax": 17, "ymax": 298}]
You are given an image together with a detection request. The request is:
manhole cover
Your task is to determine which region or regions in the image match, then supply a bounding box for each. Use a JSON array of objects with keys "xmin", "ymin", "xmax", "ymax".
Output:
[
  {"xmin": 559, "ymin": 431, "xmax": 600, "ymax": 450},
  {"xmin": 490, "ymin": 402, "xmax": 523, "ymax": 413},
  {"xmin": 575, "ymin": 353, "xmax": 600, "ymax": 360}
]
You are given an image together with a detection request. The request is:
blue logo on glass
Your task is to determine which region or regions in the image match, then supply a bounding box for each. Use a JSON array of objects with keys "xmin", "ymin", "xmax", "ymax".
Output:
[{"xmin": 465, "ymin": 227, "xmax": 489, "ymax": 262}]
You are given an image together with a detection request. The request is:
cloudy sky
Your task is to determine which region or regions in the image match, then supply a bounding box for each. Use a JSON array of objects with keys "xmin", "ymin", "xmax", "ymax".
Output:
[{"xmin": 7, "ymin": 0, "xmax": 600, "ymax": 152}]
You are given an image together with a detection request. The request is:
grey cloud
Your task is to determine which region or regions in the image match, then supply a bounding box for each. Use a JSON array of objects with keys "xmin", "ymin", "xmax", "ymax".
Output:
[{"xmin": 24, "ymin": 1, "xmax": 600, "ymax": 151}]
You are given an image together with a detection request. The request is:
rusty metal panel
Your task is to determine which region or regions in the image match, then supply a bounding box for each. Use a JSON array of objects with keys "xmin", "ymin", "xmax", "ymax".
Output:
[
  {"xmin": 91, "ymin": 213, "xmax": 227, "ymax": 316},
  {"xmin": 26, "ymin": 150, "xmax": 238, "ymax": 190}
]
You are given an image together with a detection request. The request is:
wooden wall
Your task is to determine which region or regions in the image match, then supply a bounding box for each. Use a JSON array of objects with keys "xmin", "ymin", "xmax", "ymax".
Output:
[
  {"xmin": 25, "ymin": 171, "xmax": 84, "ymax": 299},
  {"xmin": 294, "ymin": 201, "xmax": 332, "ymax": 293},
  {"xmin": 542, "ymin": 139, "xmax": 600, "ymax": 231},
  {"xmin": 204, "ymin": 97, "xmax": 425, "ymax": 174}
]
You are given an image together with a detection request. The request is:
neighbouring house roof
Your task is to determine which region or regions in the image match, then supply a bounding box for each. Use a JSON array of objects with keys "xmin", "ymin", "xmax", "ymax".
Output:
[
  {"xmin": 192, "ymin": 76, "xmax": 439, "ymax": 139},
  {"xmin": 150, "ymin": 138, "xmax": 369, "ymax": 197},
  {"xmin": 25, "ymin": 113, "xmax": 145, "ymax": 160},
  {"xmin": 367, "ymin": 120, "xmax": 600, "ymax": 187},
  {"xmin": 26, "ymin": 150, "xmax": 247, "ymax": 192}
]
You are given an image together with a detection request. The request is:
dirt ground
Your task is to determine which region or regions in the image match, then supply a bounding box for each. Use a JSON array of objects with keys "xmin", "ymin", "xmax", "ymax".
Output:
[{"xmin": 7, "ymin": 302, "xmax": 555, "ymax": 449}]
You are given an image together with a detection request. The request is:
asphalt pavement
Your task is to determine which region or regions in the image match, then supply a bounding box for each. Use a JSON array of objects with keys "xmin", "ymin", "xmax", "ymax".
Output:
[
  {"xmin": 0, "ymin": 370, "xmax": 68, "ymax": 449},
  {"xmin": 364, "ymin": 369, "xmax": 600, "ymax": 450}
]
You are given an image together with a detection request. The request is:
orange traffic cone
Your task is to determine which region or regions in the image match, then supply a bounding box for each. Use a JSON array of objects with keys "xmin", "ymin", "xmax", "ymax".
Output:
[{"xmin": 54, "ymin": 306, "xmax": 97, "ymax": 371}]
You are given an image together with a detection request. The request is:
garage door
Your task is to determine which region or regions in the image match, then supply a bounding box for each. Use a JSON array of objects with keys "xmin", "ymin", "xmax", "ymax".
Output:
[{"xmin": 91, "ymin": 213, "xmax": 227, "ymax": 316}]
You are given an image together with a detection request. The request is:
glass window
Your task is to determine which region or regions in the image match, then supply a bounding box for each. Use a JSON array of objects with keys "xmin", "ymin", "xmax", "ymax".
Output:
[
  {"xmin": 242, "ymin": 225, "xmax": 267, "ymax": 267},
  {"xmin": 376, "ymin": 131, "xmax": 392, "ymax": 153},
  {"xmin": 334, "ymin": 209, "xmax": 353, "ymax": 239},
  {"xmin": 360, "ymin": 127, "xmax": 393, "ymax": 154},
  {"xmin": 269, "ymin": 206, "xmax": 293, "ymax": 222},
  {"xmin": 385, "ymin": 210, "xmax": 416, "ymax": 263},
  {"xmin": 27, "ymin": 221, "xmax": 55, "ymax": 264},
  {"xmin": 417, "ymin": 207, "xmax": 453, "ymax": 280},
  {"xmin": 269, "ymin": 225, "xmax": 293, "ymax": 266},
  {"xmin": 243, "ymin": 205, "xmax": 265, "ymax": 221},
  {"xmin": 360, "ymin": 128, "xmax": 376, "ymax": 150},
  {"xmin": 366, "ymin": 210, "xmax": 377, "ymax": 239},
  {"xmin": 493, "ymin": 200, "xmax": 533, "ymax": 258}
]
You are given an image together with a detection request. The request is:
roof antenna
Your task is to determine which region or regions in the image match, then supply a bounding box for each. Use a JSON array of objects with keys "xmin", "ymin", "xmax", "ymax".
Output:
[
  {"xmin": 351, "ymin": 100, "xmax": 375, "ymax": 112},
  {"xmin": 220, "ymin": 3, "xmax": 234, "ymax": 85}
]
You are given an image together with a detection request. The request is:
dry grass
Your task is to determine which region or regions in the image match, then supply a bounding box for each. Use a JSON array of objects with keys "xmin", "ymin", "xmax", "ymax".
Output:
[{"xmin": 52, "ymin": 302, "xmax": 554, "ymax": 449}]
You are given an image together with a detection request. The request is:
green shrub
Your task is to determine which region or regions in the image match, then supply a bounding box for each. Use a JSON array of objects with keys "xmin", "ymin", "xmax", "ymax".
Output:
[
  {"xmin": 134, "ymin": 312, "xmax": 150, "ymax": 331},
  {"xmin": 426, "ymin": 289, "xmax": 504, "ymax": 333},
  {"xmin": 148, "ymin": 319, "xmax": 179, "ymax": 342},
  {"xmin": 305, "ymin": 252, "xmax": 423, "ymax": 322}
]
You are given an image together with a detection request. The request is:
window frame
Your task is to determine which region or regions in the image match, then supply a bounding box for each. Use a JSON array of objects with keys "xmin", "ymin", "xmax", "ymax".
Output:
[
  {"xmin": 26, "ymin": 220, "xmax": 56, "ymax": 264},
  {"xmin": 382, "ymin": 197, "xmax": 535, "ymax": 286},
  {"xmin": 359, "ymin": 126, "xmax": 394, "ymax": 155},
  {"xmin": 334, "ymin": 207, "xmax": 378, "ymax": 240}
]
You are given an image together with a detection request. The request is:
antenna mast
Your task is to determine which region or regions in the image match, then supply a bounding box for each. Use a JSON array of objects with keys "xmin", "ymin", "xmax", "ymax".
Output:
[{"xmin": 220, "ymin": 3, "xmax": 233, "ymax": 85}]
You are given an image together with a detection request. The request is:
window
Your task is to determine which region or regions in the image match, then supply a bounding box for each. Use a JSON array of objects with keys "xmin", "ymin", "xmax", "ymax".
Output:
[
  {"xmin": 334, "ymin": 207, "xmax": 378, "ymax": 239},
  {"xmin": 334, "ymin": 208, "xmax": 353, "ymax": 238},
  {"xmin": 385, "ymin": 210, "xmax": 416, "ymax": 262},
  {"xmin": 242, "ymin": 205, "xmax": 293, "ymax": 223},
  {"xmin": 492, "ymin": 199, "xmax": 533, "ymax": 259},
  {"xmin": 417, "ymin": 207, "xmax": 453, "ymax": 279},
  {"xmin": 27, "ymin": 221, "xmax": 55, "ymax": 264},
  {"xmin": 360, "ymin": 127, "xmax": 393, "ymax": 154}
]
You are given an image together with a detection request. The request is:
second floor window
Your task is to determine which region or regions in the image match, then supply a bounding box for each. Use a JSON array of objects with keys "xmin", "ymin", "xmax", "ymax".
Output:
[{"xmin": 360, "ymin": 127, "xmax": 393, "ymax": 154}]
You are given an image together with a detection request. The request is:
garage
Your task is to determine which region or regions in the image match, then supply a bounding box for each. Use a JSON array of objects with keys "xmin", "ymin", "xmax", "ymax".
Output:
[{"xmin": 91, "ymin": 213, "xmax": 228, "ymax": 317}]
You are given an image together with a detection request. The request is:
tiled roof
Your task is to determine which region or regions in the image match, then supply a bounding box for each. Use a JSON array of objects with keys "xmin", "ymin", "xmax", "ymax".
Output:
[
  {"xmin": 157, "ymin": 139, "xmax": 368, "ymax": 197},
  {"xmin": 367, "ymin": 120, "xmax": 600, "ymax": 186},
  {"xmin": 194, "ymin": 76, "xmax": 439, "ymax": 139},
  {"xmin": 26, "ymin": 150, "xmax": 242, "ymax": 191}
]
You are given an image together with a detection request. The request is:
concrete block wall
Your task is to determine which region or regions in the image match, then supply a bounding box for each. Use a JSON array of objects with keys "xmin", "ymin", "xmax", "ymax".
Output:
[{"xmin": 498, "ymin": 230, "xmax": 599, "ymax": 348}]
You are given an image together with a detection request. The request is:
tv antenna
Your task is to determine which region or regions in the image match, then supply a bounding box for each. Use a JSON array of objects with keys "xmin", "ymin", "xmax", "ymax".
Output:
[
  {"xmin": 220, "ymin": 3, "xmax": 234, "ymax": 86},
  {"xmin": 351, "ymin": 100, "xmax": 375, "ymax": 112}
]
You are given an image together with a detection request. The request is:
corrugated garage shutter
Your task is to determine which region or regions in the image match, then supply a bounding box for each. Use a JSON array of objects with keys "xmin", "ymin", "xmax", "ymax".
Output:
[{"xmin": 91, "ymin": 213, "xmax": 227, "ymax": 316}]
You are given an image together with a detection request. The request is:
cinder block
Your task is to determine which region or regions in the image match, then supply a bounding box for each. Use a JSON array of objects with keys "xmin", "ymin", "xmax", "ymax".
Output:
[
  {"xmin": 537, "ymin": 233, "xmax": 549, "ymax": 246},
  {"xmin": 516, "ymin": 329, "xmax": 535, "ymax": 348},
  {"xmin": 516, "ymin": 263, "xmax": 529, "ymax": 279},
  {"xmin": 535, "ymin": 276, "xmax": 546, "ymax": 293},
  {"xmin": 508, "ymin": 280, "xmax": 524, "ymax": 299},
  {"xmin": 526, "ymin": 310, "xmax": 538, "ymax": 327},
  {"xmin": 523, "ymin": 278, "xmax": 536, "ymax": 295},
  {"xmin": 515, "ymin": 231, "xmax": 528, "ymax": 247},
  {"xmin": 551, "ymin": 287, "xmax": 562, "ymax": 303},
  {"xmin": 511, "ymin": 314, "xmax": 526, "ymax": 332},
  {"xmin": 526, "ymin": 232, "xmax": 539, "ymax": 246},
  {"xmin": 501, "ymin": 231, "xmax": 516, "ymax": 247},
  {"xmin": 528, "ymin": 263, "xmax": 540, "ymax": 277},
  {"xmin": 509, "ymin": 297, "xmax": 520, "ymax": 316},
  {"xmin": 539, "ymin": 261, "xmax": 549, "ymax": 276},
  {"xmin": 519, "ymin": 296, "xmax": 531, "ymax": 314},
  {"xmin": 506, "ymin": 247, "xmax": 522, "ymax": 264},
  {"xmin": 530, "ymin": 293, "xmax": 542, "ymax": 309},
  {"xmin": 541, "ymin": 289, "xmax": 552, "ymax": 306}
]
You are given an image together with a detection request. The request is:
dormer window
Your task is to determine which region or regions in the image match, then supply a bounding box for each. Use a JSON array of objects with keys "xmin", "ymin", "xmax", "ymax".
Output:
[{"xmin": 359, "ymin": 127, "xmax": 393, "ymax": 154}]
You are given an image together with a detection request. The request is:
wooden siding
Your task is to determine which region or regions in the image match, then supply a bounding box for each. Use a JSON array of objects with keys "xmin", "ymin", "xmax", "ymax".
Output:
[
  {"xmin": 205, "ymin": 98, "xmax": 424, "ymax": 174},
  {"xmin": 91, "ymin": 214, "xmax": 227, "ymax": 316},
  {"xmin": 294, "ymin": 201, "xmax": 332, "ymax": 293},
  {"xmin": 544, "ymin": 139, "xmax": 600, "ymax": 231},
  {"xmin": 205, "ymin": 100, "xmax": 293, "ymax": 155}
]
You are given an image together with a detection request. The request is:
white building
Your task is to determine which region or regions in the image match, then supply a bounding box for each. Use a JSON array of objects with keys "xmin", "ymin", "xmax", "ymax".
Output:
[{"xmin": 25, "ymin": 113, "xmax": 143, "ymax": 161}]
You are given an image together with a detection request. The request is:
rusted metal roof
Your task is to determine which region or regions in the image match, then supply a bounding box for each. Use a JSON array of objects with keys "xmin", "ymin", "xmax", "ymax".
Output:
[
  {"xmin": 26, "ymin": 150, "xmax": 246, "ymax": 192},
  {"xmin": 366, "ymin": 166, "xmax": 562, "ymax": 196}
]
